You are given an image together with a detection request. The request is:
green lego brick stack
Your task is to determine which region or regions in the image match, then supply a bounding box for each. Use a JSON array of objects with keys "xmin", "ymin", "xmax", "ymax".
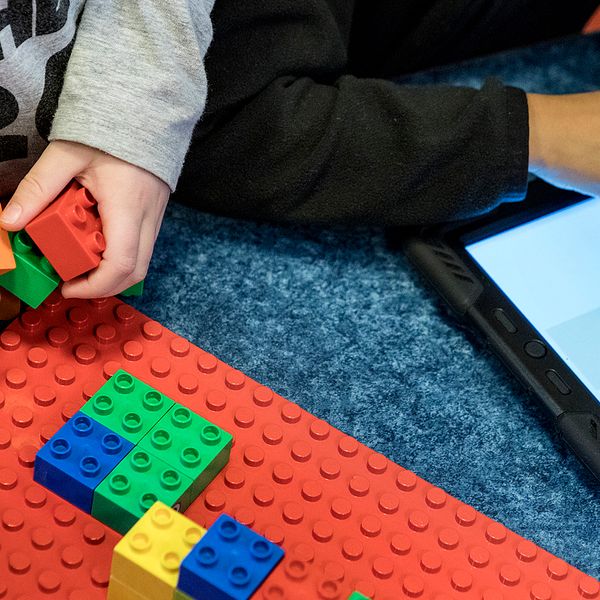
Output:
[
  {"xmin": 72, "ymin": 369, "xmax": 234, "ymax": 534},
  {"xmin": 92, "ymin": 448, "xmax": 194, "ymax": 534},
  {"xmin": 0, "ymin": 231, "xmax": 59, "ymax": 308},
  {"xmin": 138, "ymin": 405, "xmax": 233, "ymax": 505},
  {"xmin": 81, "ymin": 370, "xmax": 174, "ymax": 444}
]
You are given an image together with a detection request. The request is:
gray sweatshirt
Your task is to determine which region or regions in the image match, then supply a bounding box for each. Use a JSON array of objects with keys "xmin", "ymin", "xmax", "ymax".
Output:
[{"xmin": 0, "ymin": 0, "xmax": 214, "ymax": 196}]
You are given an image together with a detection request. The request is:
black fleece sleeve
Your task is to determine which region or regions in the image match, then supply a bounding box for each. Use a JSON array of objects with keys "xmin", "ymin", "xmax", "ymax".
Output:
[{"xmin": 174, "ymin": 1, "xmax": 551, "ymax": 225}]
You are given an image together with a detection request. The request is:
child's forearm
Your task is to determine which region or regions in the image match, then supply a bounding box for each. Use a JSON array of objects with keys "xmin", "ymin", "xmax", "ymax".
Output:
[
  {"xmin": 49, "ymin": 0, "xmax": 215, "ymax": 191},
  {"xmin": 528, "ymin": 92, "xmax": 600, "ymax": 198}
]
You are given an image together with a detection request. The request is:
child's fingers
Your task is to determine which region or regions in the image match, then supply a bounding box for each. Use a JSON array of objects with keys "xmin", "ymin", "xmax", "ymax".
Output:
[
  {"xmin": 62, "ymin": 202, "xmax": 142, "ymax": 299},
  {"xmin": 0, "ymin": 142, "xmax": 89, "ymax": 230}
]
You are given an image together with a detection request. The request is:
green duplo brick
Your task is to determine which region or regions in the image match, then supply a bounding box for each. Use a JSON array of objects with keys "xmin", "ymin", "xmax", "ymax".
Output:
[
  {"xmin": 0, "ymin": 231, "xmax": 59, "ymax": 308},
  {"xmin": 92, "ymin": 447, "xmax": 193, "ymax": 535},
  {"xmin": 348, "ymin": 593, "xmax": 370, "ymax": 600},
  {"xmin": 121, "ymin": 279, "xmax": 144, "ymax": 297},
  {"xmin": 81, "ymin": 370, "xmax": 174, "ymax": 444},
  {"xmin": 138, "ymin": 404, "xmax": 233, "ymax": 504},
  {"xmin": 172, "ymin": 591, "xmax": 193, "ymax": 600}
]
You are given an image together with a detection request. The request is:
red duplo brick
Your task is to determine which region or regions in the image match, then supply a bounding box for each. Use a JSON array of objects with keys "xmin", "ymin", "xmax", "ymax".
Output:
[
  {"xmin": 25, "ymin": 181, "xmax": 105, "ymax": 281},
  {"xmin": 0, "ymin": 293, "xmax": 598, "ymax": 599}
]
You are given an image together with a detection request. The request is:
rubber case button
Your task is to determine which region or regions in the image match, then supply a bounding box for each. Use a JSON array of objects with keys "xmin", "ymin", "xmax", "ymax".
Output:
[
  {"xmin": 524, "ymin": 340, "xmax": 547, "ymax": 359},
  {"xmin": 493, "ymin": 308, "xmax": 518, "ymax": 333},
  {"xmin": 546, "ymin": 370, "xmax": 571, "ymax": 395}
]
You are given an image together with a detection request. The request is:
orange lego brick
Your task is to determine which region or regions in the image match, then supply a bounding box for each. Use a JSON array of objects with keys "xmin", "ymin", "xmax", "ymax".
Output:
[{"xmin": 0, "ymin": 206, "xmax": 16, "ymax": 275}]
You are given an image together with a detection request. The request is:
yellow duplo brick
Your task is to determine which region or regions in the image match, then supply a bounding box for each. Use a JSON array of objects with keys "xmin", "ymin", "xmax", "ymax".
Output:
[
  {"xmin": 107, "ymin": 577, "xmax": 148, "ymax": 600},
  {"xmin": 110, "ymin": 502, "xmax": 205, "ymax": 600}
]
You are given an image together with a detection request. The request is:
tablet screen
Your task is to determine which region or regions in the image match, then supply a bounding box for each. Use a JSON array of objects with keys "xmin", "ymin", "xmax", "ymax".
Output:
[{"xmin": 465, "ymin": 197, "xmax": 600, "ymax": 401}]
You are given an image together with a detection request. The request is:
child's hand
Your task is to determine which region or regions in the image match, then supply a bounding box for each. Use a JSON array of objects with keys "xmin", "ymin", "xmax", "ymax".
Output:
[{"xmin": 0, "ymin": 140, "xmax": 169, "ymax": 298}]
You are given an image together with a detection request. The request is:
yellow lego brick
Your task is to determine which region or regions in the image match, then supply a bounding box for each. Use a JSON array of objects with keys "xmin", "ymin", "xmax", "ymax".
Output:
[
  {"xmin": 107, "ymin": 576, "xmax": 148, "ymax": 600},
  {"xmin": 110, "ymin": 502, "xmax": 205, "ymax": 600}
]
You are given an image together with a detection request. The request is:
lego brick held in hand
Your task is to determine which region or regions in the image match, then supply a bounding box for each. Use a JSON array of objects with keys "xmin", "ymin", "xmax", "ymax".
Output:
[
  {"xmin": 25, "ymin": 180, "xmax": 105, "ymax": 281},
  {"xmin": 0, "ymin": 230, "xmax": 59, "ymax": 308}
]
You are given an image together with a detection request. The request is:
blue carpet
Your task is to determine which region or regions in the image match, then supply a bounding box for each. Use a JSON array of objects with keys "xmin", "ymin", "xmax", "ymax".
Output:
[{"xmin": 128, "ymin": 33, "xmax": 600, "ymax": 577}]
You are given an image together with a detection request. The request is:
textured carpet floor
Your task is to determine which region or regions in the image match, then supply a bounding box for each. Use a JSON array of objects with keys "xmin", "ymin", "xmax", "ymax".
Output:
[{"xmin": 128, "ymin": 32, "xmax": 600, "ymax": 576}]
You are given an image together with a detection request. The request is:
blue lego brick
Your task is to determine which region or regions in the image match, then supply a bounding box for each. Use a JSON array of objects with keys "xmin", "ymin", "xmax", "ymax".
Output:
[
  {"xmin": 178, "ymin": 514, "xmax": 284, "ymax": 600},
  {"xmin": 34, "ymin": 411, "xmax": 133, "ymax": 513}
]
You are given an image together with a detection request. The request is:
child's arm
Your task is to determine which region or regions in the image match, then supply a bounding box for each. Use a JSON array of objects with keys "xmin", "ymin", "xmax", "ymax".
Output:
[{"xmin": 0, "ymin": 0, "xmax": 214, "ymax": 298}]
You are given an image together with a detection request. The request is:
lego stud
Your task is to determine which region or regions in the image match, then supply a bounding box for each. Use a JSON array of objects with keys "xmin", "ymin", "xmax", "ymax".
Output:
[
  {"xmin": 152, "ymin": 505, "xmax": 175, "ymax": 527},
  {"xmin": 250, "ymin": 539, "xmax": 274, "ymax": 561},
  {"xmin": 228, "ymin": 564, "xmax": 251, "ymax": 588},
  {"xmin": 102, "ymin": 432, "xmax": 125, "ymax": 455},
  {"xmin": 80, "ymin": 455, "xmax": 101, "ymax": 478},
  {"xmin": 180, "ymin": 447, "xmax": 201, "ymax": 469},
  {"xmin": 150, "ymin": 428, "xmax": 172, "ymax": 451},
  {"xmin": 161, "ymin": 551, "xmax": 182, "ymax": 573},
  {"xmin": 160, "ymin": 469, "xmax": 183, "ymax": 491},
  {"xmin": 139, "ymin": 492, "xmax": 159, "ymax": 513},
  {"xmin": 70, "ymin": 203, "xmax": 88, "ymax": 227},
  {"xmin": 109, "ymin": 473, "xmax": 131, "ymax": 495},
  {"xmin": 88, "ymin": 231, "xmax": 106, "ymax": 255},
  {"xmin": 130, "ymin": 450, "xmax": 152, "ymax": 472},
  {"xmin": 196, "ymin": 545, "xmax": 218, "ymax": 567},
  {"xmin": 129, "ymin": 531, "xmax": 152, "ymax": 553},
  {"xmin": 171, "ymin": 406, "xmax": 192, "ymax": 428},
  {"xmin": 122, "ymin": 412, "xmax": 143, "ymax": 433},
  {"xmin": 13, "ymin": 230, "xmax": 33, "ymax": 253},
  {"xmin": 218, "ymin": 518, "xmax": 241, "ymax": 542},
  {"xmin": 114, "ymin": 372, "xmax": 135, "ymax": 394},
  {"xmin": 92, "ymin": 394, "xmax": 114, "ymax": 416},
  {"xmin": 143, "ymin": 390, "xmax": 164, "ymax": 411},
  {"xmin": 81, "ymin": 187, "xmax": 95, "ymax": 207},
  {"xmin": 71, "ymin": 414, "xmax": 94, "ymax": 437},
  {"xmin": 40, "ymin": 256, "xmax": 57, "ymax": 276},
  {"xmin": 200, "ymin": 424, "xmax": 222, "ymax": 446},
  {"xmin": 50, "ymin": 438, "xmax": 72, "ymax": 459},
  {"xmin": 184, "ymin": 526, "xmax": 204, "ymax": 547}
]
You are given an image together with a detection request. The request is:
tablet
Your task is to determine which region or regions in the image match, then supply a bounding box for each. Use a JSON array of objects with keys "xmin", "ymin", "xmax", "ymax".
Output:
[{"xmin": 403, "ymin": 181, "xmax": 600, "ymax": 481}]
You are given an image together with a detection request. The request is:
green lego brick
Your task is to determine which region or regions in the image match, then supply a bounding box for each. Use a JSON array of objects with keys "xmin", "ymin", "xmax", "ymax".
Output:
[
  {"xmin": 121, "ymin": 279, "xmax": 144, "ymax": 297},
  {"xmin": 348, "ymin": 593, "xmax": 370, "ymax": 600},
  {"xmin": 81, "ymin": 370, "xmax": 174, "ymax": 444},
  {"xmin": 138, "ymin": 404, "xmax": 233, "ymax": 505},
  {"xmin": 172, "ymin": 591, "xmax": 193, "ymax": 600},
  {"xmin": 0, "ymin": 231, "xmax": 59, "ymax": 308},
  {"xmin": 92, "ymin": 448, "xmax": 193, "ymax": 535}
]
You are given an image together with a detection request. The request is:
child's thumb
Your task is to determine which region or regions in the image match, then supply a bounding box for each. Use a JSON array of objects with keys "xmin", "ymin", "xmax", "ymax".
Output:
[{"xmin": 0, "ymin": 143, "xmax": 86, "ymax": 231}]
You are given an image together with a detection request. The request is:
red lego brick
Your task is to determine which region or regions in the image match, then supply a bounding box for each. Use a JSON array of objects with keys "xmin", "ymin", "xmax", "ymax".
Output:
[
  {"xmin": 0, "ymin": 288, "xmax": 20, "ymax": 321},
  {"xmin": 25, "ymin": 181, "xmax": 105, "ymax": 281},
  {"xmin": 0, "ymin": 293, "xmax": 598, "ymax": 599},
  {"xmin": 0, "ymin": 206, "xmax": 16, "ymax": 276}
]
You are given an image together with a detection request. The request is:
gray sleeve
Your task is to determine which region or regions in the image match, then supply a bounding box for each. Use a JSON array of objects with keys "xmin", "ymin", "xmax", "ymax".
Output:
[{"xmin": 49, "ymin": 0, "xmax": 215, "ymax": 191}]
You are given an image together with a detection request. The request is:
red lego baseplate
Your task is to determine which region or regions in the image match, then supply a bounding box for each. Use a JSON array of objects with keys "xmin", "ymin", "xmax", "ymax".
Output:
[{"xmin": 0, "ymin": 294, "xmax": 598, "ymax": 600}]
